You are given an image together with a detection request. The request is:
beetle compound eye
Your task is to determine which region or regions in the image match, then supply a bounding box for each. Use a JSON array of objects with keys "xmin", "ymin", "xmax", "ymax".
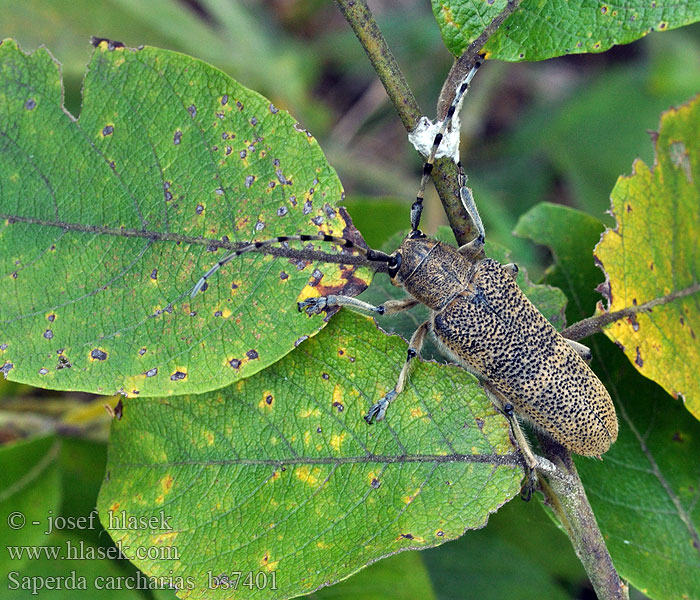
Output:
[{"xmin": 388, "ymin": 253, "xmax": 402, "ymax": 278}]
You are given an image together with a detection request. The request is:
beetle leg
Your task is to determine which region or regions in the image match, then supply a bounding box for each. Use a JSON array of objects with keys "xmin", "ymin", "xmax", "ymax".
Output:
[
  {"xmin": 456, "ymin": 162, "xmax": 486, "ymax": 261},
  {"xmin": 298, "ymin": 295, "xmax": 419, "ymax": 316},
  {"xmin": 484, "ymin": 386, "xmax": 538, "ymax": 501},
  {"xmin": 564, "ymin": 338, "xmax": 593, "ymax": 362},
  {"xmin": 365, "ymin": 320, "xmax": 431, "ymax": 424}
]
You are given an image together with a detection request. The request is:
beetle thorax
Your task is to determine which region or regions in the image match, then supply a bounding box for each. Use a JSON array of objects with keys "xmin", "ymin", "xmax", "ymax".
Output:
[{"xmin": 393, "ymin": 237, "xmax": 473, "ymax": 310}]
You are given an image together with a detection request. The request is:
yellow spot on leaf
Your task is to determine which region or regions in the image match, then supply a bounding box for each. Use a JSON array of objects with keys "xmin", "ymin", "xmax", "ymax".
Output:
[
  {"xmin": 332, "ymin": 384, "xmax": 343, "ymax": 405},
  {"xmin": 330, "ymin": 432, "xmax": 346, "ymax": 452},
  {"xmin": 410, "ymin": 406, "xmax": 426, "ymax": 419},
  {"xmin": 295, "ymin": 465, "xmax": 321, "ymax": 487},
  {"xmin": 297, "ymin": 286, "xmax": 320, "ymax": 305},
  {"xmin": 151, "ymin": 531, "xmax": 178, "ymax": 545},
  {"xmin": 298, "ymin": 407, "xmax": 321, "ymax": 418},
  {"xmin": 402, "ymin": 489, "xmax": 420, "ymax": 504},
  {"xmin": 155, "ymin": 474, "xmax": 174, "ymax": 504},
  {"xmin": 441, "ymin": 5, "xmax": 456, "ymax": 27}
]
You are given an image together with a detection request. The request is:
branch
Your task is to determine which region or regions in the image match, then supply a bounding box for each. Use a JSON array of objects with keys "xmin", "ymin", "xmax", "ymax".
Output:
[
  {"xmin": 336, "ymin": 0, "xmax": 519, "ymax": 246},
  {"xmin": 334, "ymin": 0, "xmax": 422, "ymax": 131},
  {"xmin": 535, "ymin": 434, "xmax": 629, "ymax": 600},
  {"xmin": 562, "ymin": 282, "xmax": 700, "ymax": 341}
]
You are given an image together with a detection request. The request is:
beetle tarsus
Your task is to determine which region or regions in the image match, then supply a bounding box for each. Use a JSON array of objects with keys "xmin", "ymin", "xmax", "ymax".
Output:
[
  {"xmin": 298, "ymin": 297, "xmax": 328, "ymax": 315},
  {"xmin": 365, "ymin": 389, "xmax": 396, "ymax": 424}
]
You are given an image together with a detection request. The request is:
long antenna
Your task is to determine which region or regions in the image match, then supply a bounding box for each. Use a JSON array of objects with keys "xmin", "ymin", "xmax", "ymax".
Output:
[
  {"xmin": 190, "ymin": 233, "xmax": 391, "ymax": 297},
  {"xmin": 411, "ymin": 59, "xmax": 482, "ymax": 233}
]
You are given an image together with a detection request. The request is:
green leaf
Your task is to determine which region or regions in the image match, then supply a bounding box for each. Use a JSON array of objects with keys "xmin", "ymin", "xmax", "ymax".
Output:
[
  {"xmin": 0, "ymin": 435, "xmax": 61, "ymax": 576},
  {"xmin": 0, "ymin": 39, "xmax": 370, "ymax": 397},
  {"xmin": 595, "ymin": 95, "xmax": 700, "ymax": 421},
  {"xmin": 97, "ymin": 310, "xmax": 523, "ymax": 600},
  {"xmin": 422, "ymin": 522, "xmax": 571, "ymax": 600},
  {"xmin": 432, "ymin": 0, "xmax": 700, "ymax": 61},
  {"xmin": 514, "ymin": 197, "xmax": 700, "ymax": 599},
  {"xmin": 577, "ymin": 336, "xmax": 700, "ymax": 600},
  {"xmin": 310, "ymin": 551, "xmax": 436, "ymax": 600}
]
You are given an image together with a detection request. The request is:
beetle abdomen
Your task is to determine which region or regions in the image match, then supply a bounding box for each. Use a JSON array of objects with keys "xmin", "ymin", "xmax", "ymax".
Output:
[{"xmin": 432, "ymin": 258, "xmax": 618, "ymax": 456}]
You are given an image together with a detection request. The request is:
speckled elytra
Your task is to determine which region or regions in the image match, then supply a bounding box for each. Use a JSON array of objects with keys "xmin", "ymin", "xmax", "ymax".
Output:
[{"xmin": 191, "ymin": 60, "xmax": 618, "ymax": 475}]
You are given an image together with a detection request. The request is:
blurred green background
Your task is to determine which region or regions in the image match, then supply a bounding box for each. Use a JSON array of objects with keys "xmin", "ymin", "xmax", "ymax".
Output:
[{"xmin": 2, "ymin": 1, "xmax": 699, "ymax": 598}]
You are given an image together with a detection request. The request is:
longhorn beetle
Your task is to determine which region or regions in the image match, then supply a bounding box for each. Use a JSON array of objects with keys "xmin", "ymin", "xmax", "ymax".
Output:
[{"xmin": 191, "ymin": 61, "xmax": 618, "ymax": 480}]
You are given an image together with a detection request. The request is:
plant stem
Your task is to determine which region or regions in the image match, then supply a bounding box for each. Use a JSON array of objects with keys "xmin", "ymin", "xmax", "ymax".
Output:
[
  {"xmin": 334, "ymin": 0, "xmax": 422, "ymax": 131},
  {"xmin": 562, "ymin": 281, "xmax": 700, "ymax": 341},
  {"xmin": 536, "ymin": 435, "xmax": 629, "ymax": 600},
  {"xmin": 334, "ymin": 0, "xmax": 474, "ymax": 245}
]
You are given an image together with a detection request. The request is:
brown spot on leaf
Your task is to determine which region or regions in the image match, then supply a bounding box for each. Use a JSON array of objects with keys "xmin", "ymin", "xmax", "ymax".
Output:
[
  {"xmin": 170, "ymin": 371, "xmax": 187, "ymax": 381},
  {"xmin": 102, "ymin": 125, "xmax": 114, "ymax": 136},
  {"xmin": 635, "ymin": 347, "xmax": 644, "ymax": 367},
  {"xmin": 25, "ymin": 98, "xmax": 36, "ymax": 110},
  {"xmin": 56, "ymin": 355, "xmax": 72, "ymax": 370},
  {"xmin": 332, "ymin": 401, "xmax": 344, "ymax": 412},
  {"xmin": 247, "ymin": 349, "xmax": 259, "ymax": 360},
  {"xmin": 229, "ymin": 358, "xmax": 241, "ymax": 369},
  {"xmin": 370, "ymin": 478, "xmax": 381, "ymax": 489},
  {"xmin": 91, "ymin": 349, "xmax": 108, "ymax": 361}
]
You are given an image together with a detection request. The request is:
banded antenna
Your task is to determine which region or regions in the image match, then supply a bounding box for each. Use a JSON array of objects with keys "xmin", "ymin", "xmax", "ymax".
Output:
[
  {"xmin": 191, "ymin": 233, "xmax": 391, "ymax": 297},
  {"xmin": 411, "ymin": 59, "xmax": 482, "ymax": 233}
]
